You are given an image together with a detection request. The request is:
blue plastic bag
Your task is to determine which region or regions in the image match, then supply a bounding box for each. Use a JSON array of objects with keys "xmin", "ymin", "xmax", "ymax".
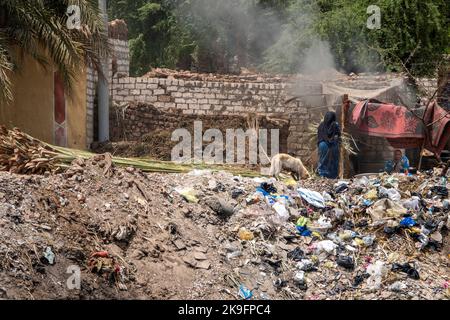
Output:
[
  {"xmin": 399, "ymin": 217, "xmax": 416, "ymax": 228},
  {"xmin": 238, "ymin": 285, "xmax": 253, "ymax": 300}
]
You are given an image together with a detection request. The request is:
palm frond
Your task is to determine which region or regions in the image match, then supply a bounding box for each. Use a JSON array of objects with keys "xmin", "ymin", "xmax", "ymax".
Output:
[{"xmin": 0, "ymin": 0, "xmax": 109, "ymax": 102}]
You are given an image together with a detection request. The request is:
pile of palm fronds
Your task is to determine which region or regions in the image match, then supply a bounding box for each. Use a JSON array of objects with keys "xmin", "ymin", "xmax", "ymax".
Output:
[
  {"xmin": 0, "ymin": 126, "xmax": 60, "ymax": 174},
  {"xmin": 0, "ymin": 126, "xmax": 261, "ymax": 177}
]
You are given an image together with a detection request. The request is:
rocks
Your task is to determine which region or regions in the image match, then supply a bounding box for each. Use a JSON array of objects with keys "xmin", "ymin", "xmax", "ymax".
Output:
[
  {"xmin": 204, "ymin": 196, "xmax": 235, "ymax": 217},
  {"xmin": 173, "ymin": 239, "xmax": 186, "ymax": 251},
  {"xmin": 183, "ymin": 253, "xmax": 211, "ymax": 270},
  {"xmin": 193, "ymin": 251, "xmax": 207, "ymax": 261}
]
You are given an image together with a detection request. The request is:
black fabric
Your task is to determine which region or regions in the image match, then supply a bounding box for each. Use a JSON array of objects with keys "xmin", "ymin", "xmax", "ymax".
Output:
[{"xmin": 317, "ymin": 111, "xmax": 340, "ymax": 144}]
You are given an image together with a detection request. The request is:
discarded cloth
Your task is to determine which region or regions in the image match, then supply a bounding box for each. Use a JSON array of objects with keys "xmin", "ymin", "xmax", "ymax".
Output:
[{"xmin": 349, "ymin": 99, "xmax": 450, "ymax": 154}]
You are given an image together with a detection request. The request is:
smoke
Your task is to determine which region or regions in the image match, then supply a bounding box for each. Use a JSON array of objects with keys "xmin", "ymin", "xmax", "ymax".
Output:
[
  {"xmin": 299, "ymin": 39, "xmax": 337, "ymax": 78},
  {"xmin": 176, "ymin": 0, "xmax": 340, "ymax": 78}
]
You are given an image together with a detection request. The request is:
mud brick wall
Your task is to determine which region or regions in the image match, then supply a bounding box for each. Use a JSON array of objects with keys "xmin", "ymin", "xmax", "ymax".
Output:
[
  {"xmin": 110, "ymin": 103, "xmax": 290, "ymax": 155},
  {"xmin": 111, "ymin": 77, "xmax": 310, "ymax": 116},
  {"xmin": 438, "ymin": 71, "xmax": 450, "ymax": 110}
]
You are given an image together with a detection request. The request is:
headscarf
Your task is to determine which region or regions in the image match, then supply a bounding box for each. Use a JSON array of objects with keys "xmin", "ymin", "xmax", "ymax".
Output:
[{"xmin": 317, "ymin": 111, "xmax": 340, "ymax": 144}]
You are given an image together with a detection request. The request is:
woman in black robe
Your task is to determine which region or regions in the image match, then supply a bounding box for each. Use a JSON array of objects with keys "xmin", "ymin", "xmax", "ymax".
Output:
[{"xmin": 317, "ymin": 111, "xmax": 341, "ymax": 178}]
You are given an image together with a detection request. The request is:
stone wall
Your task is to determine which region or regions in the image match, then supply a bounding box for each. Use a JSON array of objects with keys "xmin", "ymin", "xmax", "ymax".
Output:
[{"xmin": 111, "ymin": 77, "xmax": 308, "ymax": 116}]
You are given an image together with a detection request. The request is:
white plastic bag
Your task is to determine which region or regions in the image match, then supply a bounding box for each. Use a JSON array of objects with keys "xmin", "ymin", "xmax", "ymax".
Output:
[
  {"xmin": 403, "ymin": 196, "xmax": 420, "ymax": 211},
  {"xmin": 298, "ymin": 188, "xmax": 325, "ymax": 208},
  {"xmin": 272, "ymin": 202, "xmax": 289, "ymax": 221},
  {"xmin": 366, "ymin": 260, "xmax": 387, "ymax": 289},
  {"xmin": 314, "ymin": 240, "xmax": 337, "ymax": 255},
  {"xmin": 379, "ymin": 187, "xmax": 401, "ymax": 201}
]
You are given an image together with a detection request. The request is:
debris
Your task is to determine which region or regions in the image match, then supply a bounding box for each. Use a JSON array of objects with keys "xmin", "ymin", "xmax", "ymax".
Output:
[
  {"xmin": 366, "ymin": 261, "xmax": 387, "ymax": 289},
  {"xmin": 392, "ymin": 263, "xmax": 420, "ymax": 280},
  {"xmin": 296, "ymin": 259, "xmax": 317, "ymax": 272},
  {"xmin": 336, "ymin": 255, "xmax": 354, "ymax": 270},
  {"xmin": 296, "ymin": 216, "xmax": 312, "ymax": 236},
  {"xmin": 297, "ymin": 188, "xmax": 325, "ymax": 208},
  {"xmin": 389, "ymin": 281, "xmax": 407, "ymax": 292},
  {"xmin": 238, "ymin": 285, "xmax": 253, "ymax": 300},
  {"xmin": 399, "ymin": 217, "xmax": 417, "ymax": 228},
  {"xmin": 314, "ymin": 240, "xmax": 337, "ymax": 255},
  {"xmin": 195, "ymin": 260, "xmax": 211, "ymax": 270},
  {"xmin": 272, "ymin": 202, "xmax": 289, "ymax": 221},
  {"xmin": 42, "ymin": 247, "xmax": 55, "ymax": 265},
  {"xmin": 0, "ymin": 141, "xmax": 447, "ymax": 300},
  {"xmin": 176, "ymin": 187, "xmax": 199, "ymax": 203},
  {"xmin": 205, "ymin": 197, "xmax": 235, "ymax": 217},
  {"xmin": 238, "ymin": 228, "xmax": 254, "ymax": 241},
  {"xmin": 368, "ymin": 198, "xmax": 407, "ymax": 223},
  {"xmin": 293, "ymin": 271, "xmax": 307, "ymax": 290},
  {"xmin": 173, "ymin": 239, "xmax": 186, "ymax": 251},
  {"xmin": 287, "ymin": 247, "xmax": 304, "ymax": 261},
  {"xmin": 194, "ymin": 252, "xmax": 207, "ymax": 260}
]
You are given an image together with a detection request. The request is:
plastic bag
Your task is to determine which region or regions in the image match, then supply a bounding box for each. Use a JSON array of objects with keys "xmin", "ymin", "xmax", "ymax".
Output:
[
  {"xmin": 368, "ymin": 198, "xmax": 407, "ymax": 222},
  {"xmin": 238, "ymin": 228, "xmax": 254, "ymax": 241},
  {"xmin": 298, "ymin": 188, "xmax": 325, "ymax": 208},
  {"xmin": 403, "ymin": 197, "xmax": 420, "ymax": 211},
  {"xmin": 366, "ymin": 260, "xmax": 387, "ymax": 289},
  {"xmin": 272, "ymin": 202, "xmax": 289, "ymax": 221},
  {"xmin": 354, "ymin": 176, "xmax": 370, "ymax": 188},
  {"xmin": 314, "ymin": 240, "xmax": 337, "ymax": 255},
  {"xmin": 379, "ymin": 187, "xmax": 401, "ymax": 201}
]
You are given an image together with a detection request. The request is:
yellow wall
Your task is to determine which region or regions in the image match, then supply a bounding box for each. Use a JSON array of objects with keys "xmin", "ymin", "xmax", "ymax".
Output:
[
  {"xmin": 0, "ymin": 54, "xmax": 88, "ymax": 149},
  {"xmin": 0, "ymin": 57, "xmax": 54, "ymax": 143}
]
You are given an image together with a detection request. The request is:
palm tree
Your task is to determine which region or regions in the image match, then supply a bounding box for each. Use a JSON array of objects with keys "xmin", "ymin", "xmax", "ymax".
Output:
[{"xmin": 0, "ymin": 0, "xmax": 109, "ymax": 102}]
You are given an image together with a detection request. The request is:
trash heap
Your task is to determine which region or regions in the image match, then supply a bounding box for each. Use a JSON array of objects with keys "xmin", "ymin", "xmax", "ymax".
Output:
[
  {"xmin": 0, "ymin": 157, "xmax": 448, "ymax": 300},
  {"xmin": 171, "ymin": 169, "xmax": 449, "ymax": 300}
]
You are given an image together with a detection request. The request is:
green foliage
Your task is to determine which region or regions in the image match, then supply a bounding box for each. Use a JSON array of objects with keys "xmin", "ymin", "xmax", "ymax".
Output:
[
  {"xmin": 109, "ymin": 0, "xmax": 193, "ymax": 75},
  {"xmin": 109, "ymin": 0, "xmax": 449, "ymax": 76},
  {"xmin": 0, "ymin": 0, "xmax": 108, "ymax": 103}
]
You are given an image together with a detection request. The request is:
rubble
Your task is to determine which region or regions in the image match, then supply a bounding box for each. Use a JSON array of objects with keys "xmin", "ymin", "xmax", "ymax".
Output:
[{"xmin": 0, "ymin": 157, "xmax": 448, "ymax": 300}]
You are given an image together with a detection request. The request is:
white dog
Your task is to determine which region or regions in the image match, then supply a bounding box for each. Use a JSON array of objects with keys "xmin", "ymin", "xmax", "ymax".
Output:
[{"xmin": 269, "ymin": 153, "xmax": 310, "ymax": 181}]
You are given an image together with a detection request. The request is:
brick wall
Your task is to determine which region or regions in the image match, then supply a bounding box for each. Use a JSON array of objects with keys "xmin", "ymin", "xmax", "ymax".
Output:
[{"xmin": 112, "ymin": 76, "xmax": 302, "ymax": 116}]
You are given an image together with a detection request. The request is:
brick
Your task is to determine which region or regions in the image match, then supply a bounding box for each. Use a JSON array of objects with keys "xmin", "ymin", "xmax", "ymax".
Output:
[{"xmin": 154, "ymin": 89, "xmax": 165, "ymax": 95}]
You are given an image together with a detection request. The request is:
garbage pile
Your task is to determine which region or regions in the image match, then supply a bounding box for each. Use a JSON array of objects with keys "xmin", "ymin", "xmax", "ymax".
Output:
[
  {"xmin": 0, "ymin": 158, "xmax": 448, "ymax": 300},
  {"xmin": 170, "ymin": 168, "xmax": 449, "ymax": 300}
]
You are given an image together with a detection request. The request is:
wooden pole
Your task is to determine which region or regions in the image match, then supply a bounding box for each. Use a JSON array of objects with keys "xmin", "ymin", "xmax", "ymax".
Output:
[{"xmin": 339, "ymin": 94, "xmax": 349, "ymax": 178}]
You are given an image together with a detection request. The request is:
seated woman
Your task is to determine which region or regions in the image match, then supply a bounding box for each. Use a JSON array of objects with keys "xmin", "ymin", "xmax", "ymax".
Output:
[
  {"xmin": 317, "ymin": 111, "xmax": 341, "ymax": 179},
  {"xmin": 384, "ymin": 149, "xmax": 410, "ymax": 174}
]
